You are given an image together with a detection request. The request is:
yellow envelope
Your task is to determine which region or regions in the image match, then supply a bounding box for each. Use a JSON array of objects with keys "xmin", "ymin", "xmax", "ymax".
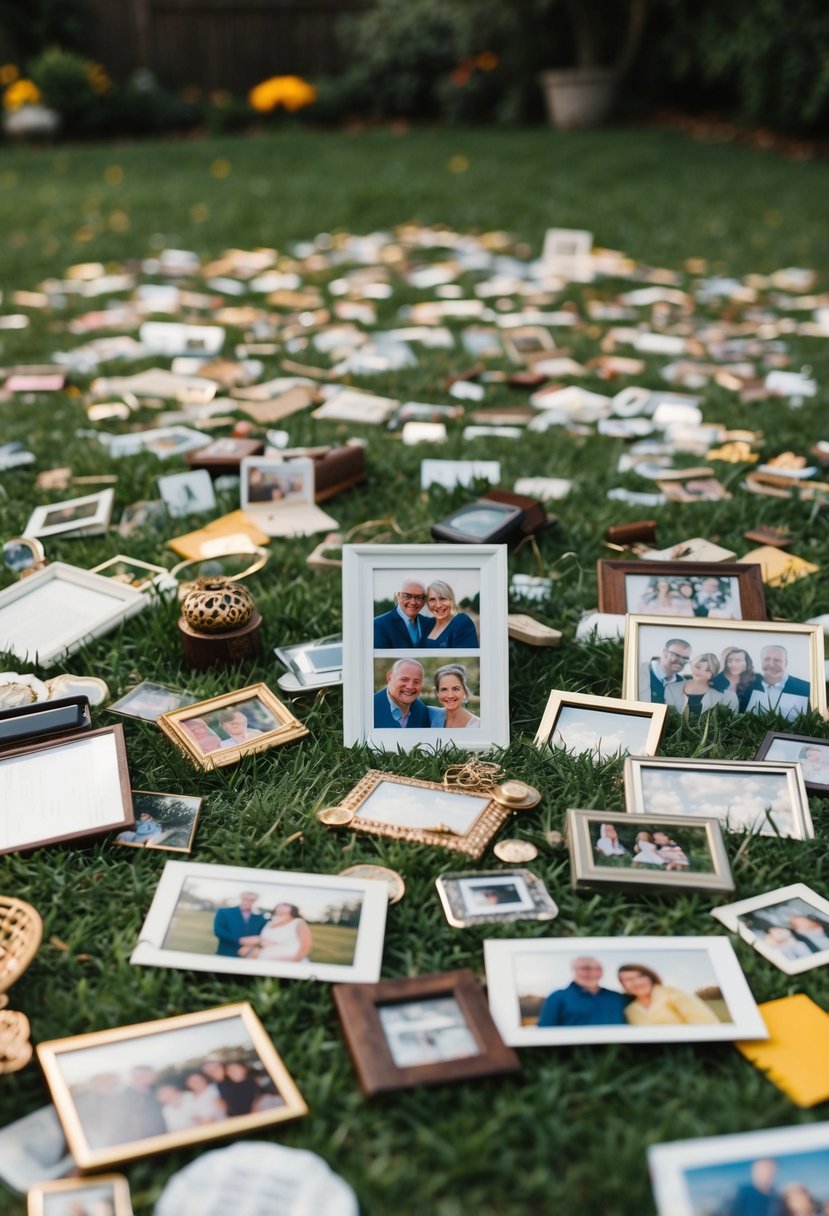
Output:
[
  {"xmin": 738, "ymin": 545, "xmax": 820, "ymax": 587},
  {"xmin": 735, "ymin": 995, "xmax": 829, "ymax": 1106},
  {"xmin": 167, "ymin": 510, "xmax": 270, "ymax": 560}
]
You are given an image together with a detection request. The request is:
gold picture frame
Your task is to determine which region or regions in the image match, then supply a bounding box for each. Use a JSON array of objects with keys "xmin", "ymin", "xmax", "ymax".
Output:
[
  {"xmin": 534, "ymin": 690, "xmax": 667, "ymax": 760},
  {"xmin": 157, "ymin": 683, "xmax": 308, "ymax": 771},
  {"xmin": 27, "ymin": 1174, "xmax": 132, "ymax": 1216},
  {"xmin": 340, "ymin": 770, "xmax": 513, "ymax": 859},
  {"xmin": 36, "ymin": 1002, "xmax": 308, "ymax": 1170}
]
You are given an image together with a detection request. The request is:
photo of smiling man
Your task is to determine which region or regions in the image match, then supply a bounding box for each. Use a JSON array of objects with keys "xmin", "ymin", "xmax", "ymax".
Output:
[{"xmin": 373, "ymin": 659, "xmax": 433, "ymax": 728}]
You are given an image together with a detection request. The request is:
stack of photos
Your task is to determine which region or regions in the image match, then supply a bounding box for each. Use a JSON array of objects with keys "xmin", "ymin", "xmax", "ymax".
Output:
[
  {"xmin": 623, "ymin": 616, "xmax": 826, "ymax": 723},
  {"xmin": 130, "ymin": 861, "xmax": 388, "ymax": 983},
  {"xmin": 597, "ymin": 560, "xmax": 766, "ymax": 619},
  {"xmin": 484, "ymin": 937, "xmax": 768, "ymax": 1046},
  {"xmin": 711, "ymin": 883, "xmax": 829, "ymax": 975},
  {"xmin": 534, "ymin": 690, "xmax": 666, "ymax": 760},
  {"xmin": 755, "ymin": 731, "xmax": 829, "ymax": 795},
  {"xmin": 435, "ymin": 869, "xmax": 559, "ymax": 928},
  {"xmin": 566, "ymin": 809, "xmax": 734, "ymax": 895},
  {"xmin": 624, "ymin": 756, "xmax": 813, "ymax": 840},
  {"xmin": 36, "ymin": 1003, "xmax": 307, "ymax": 1169},
  {"xmin": 648, "ymin": 1122, "xmax": 829, "ymax": 1216},
  {"xmin": 342, "ymin": 545, "xmax": 509, "ymax": 751}
]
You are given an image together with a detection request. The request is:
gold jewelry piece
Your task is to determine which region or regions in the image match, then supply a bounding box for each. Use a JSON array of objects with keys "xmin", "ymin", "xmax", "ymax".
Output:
[
  {"xmin": 316, "ymin": 806, "xmax": 354, "ymax": 827},
  {"xmin": 493, "ymin": 839, "xmax": 539, "ymax": 863},
  {"xmin": 491, "ymin": 780, "xmax": 542, "ymax": 811},
  {"xmin": 181, "ymin": 577, "xmax": 256, "ymax": 633},
  {"xmin": 443, "ymin": 757, "xmax": 505, "ymax": 793}
]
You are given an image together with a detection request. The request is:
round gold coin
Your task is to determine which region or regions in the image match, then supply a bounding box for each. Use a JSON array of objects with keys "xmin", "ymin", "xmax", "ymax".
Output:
[
  {"xmin": 339, "ymin": 863, "xmax": 406, "ymax": 905},
  {"xmin": 493, "ymin": 838, "xmax": 539, "ymax": 863},
  {"xmin": 317, "ymin": 806, "xmax": 354, "ymax": 827},
  {"xmin": 491, "ymin": 780, "xmax": 542, "ymax": 811}
]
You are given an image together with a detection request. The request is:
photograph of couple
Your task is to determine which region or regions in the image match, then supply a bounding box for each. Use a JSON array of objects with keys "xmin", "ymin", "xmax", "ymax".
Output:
[
  {"xmin": 373, "ymin": 575, "xmax": 480, "ymax": 650},
  {"xmin": 179, "ymin": 699, "xmax": 277, "ymax": 754},
  {"xmin": 639, "ymin": 634, "xmax": 811, "ymax": 722},
  {"xmin": 532, "ymin": 955, "xmax": 726, "ymax": 1029},
  {"xmin": 713, "ymin": 884, "xmax": 829, "ymax": 975},
  {"xmin": 681, "ymin": 1150, "xmax": 829, "ymax": 1216},
  {"xmin": 372, "ymin": 658, "xmax": 481, "ymax": 729},
  {"xmin": 161, "ymin": 877, "xmax": 364, "ymax": 969}
]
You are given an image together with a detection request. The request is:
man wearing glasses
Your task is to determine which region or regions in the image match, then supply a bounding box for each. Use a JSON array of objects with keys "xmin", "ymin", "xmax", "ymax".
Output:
[
  {"xmin": 640, "ymin": 637, "xmax": 692, "ymax": 703},
  {"xmin": 374, "ymin": 579, "xmax": 435, "ymax": 648}
]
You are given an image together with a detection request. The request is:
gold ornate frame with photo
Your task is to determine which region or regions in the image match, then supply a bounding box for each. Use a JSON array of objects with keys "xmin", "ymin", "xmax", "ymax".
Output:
[
  {"xmin": 36, "ymin": 1002, "xmax": 307, "ymax": 1170},
  {"xmin": 157, "ymin": 683, "xmax": 308, "ymax": 771},
  {"xmin": 339, "ymin": 770, "xmax": 513, "ymax": 859}
]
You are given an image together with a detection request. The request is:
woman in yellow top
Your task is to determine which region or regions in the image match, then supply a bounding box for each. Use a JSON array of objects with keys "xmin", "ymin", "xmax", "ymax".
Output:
[{"xmin": 617, "ymin": 963, "xmax": 720, "ymax": 1025}]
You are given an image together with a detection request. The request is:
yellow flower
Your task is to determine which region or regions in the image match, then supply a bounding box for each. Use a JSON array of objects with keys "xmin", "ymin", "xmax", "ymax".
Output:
[
  {"xmin": 248, "ymin": 75, "xmax": 317, "ymax": 114},
  {"xmin": 3, "ymin": 79, "xmax": 42, "ymax": 111},
  {"xmin": 0, "ymin": 64, "xmax": 19, "ymax": 87},
  {"xmin": 87, "ymin": 64, "xmax": 111, "ymax": 95}
]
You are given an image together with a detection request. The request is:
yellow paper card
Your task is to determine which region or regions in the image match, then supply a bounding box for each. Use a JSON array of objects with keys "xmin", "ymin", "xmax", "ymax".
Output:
[
  {"xmin": 167, "ymin": 510, "xmax": 270, "ymax": 560},
  {"xmin": 738, "ymin": 546, "xmax": 820, "ymax": 587},
  {"xmin": 735, "ymin": 995, "xmax": 829, "ymax": 1107}
]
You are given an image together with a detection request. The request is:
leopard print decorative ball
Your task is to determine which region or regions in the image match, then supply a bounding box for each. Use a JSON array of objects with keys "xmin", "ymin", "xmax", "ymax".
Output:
[{"xmin": 181, "ymin": 577, "xmax": 255, "ymax": 633}]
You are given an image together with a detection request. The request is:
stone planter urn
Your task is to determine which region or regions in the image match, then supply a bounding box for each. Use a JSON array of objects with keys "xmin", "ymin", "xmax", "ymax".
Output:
[{"xmin": 539, "ymin": 68, "xmax": 617, "ymax": 130}]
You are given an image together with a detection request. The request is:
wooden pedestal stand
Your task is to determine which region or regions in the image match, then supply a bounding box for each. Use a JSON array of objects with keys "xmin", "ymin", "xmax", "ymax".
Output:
[{"xmin": 178, "ymin": 611, "xmax": 263, "ymax": 670}]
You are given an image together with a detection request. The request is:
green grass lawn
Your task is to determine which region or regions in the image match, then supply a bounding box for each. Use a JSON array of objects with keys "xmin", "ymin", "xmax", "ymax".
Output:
[{"xmin": 1, "ymin": 125, "xmax": 829, "ymax": 1216}]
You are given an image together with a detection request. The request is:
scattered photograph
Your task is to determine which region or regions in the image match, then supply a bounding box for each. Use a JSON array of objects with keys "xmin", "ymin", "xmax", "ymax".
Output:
[
  {"xmin": 109, "ymin": 681, "xmax": 198, "ymax": 723},
  {"xmin": 372, "ymin": 656, "xmax": 481, "ymax": 730},
  {"xmin": 343, "ymin": 544, "xmax": 508, "ymax": 751},
  {"xmin": 24, "ymin": 489, "xmax": 114, "ymax": 540},
  {"xmin": 333, "ymin": 969, "xmax": 520, "ymax": 1095},
  {"xmin": 157, "ymin": 684, "xmax": 308, "ymax": 771},
  {"xmin": 241, "ymin": 461, "xmax": 307, "ymax": 504},
  {"xmin": 657, "ymin": 477, "xmax": 732, "ymax": 502},
  {"xmin": 711, "ymin": 883, "xmax": 829, "ymax": 975},
  {"xmin": 89, "ymin": 555, "xmax": 173, "ymax": 592},
  {"xmin": 624, "ymin": 756, "xmax": 813, "ymax": 839},
  {"xmin": 239, "ymin": 456, "xmax": 337, "ymax": 538},
  {"xmin": 114, "ymin": 791, "xmax": 202, "ymax": 854},
  {"xmin": 340, "ymin": 770, "xmax": 510, "ymax": 859},
  {"xmin": 623, "ymin": 615, "xmax": 826, "ymax": 722},
  {"xmin": 648, "ymin": 1121, "xmax": 829, "ymax": 1216},
  {"xmin": 36, "ymin": 1002, "xmax": 307, "ymax": 1169},
  {"xmin": 372, "ymin": 567, "xmax": 481, "ymax": 649},
  {"xmin": 436, "ymin": 869, "xmax": 559, "ymax": 928},
  {"xmin": 755, "ymin": 731, "xmax": 829, "ymax": 795},
  {"xmin": 157, "ymin": 469, "xmax": 217, "ymax": 518},
  {"xmin": 27, "ymin": 1174, "xmax": 132, "ymax": 1216},
  {"xmin": 566, "ymin": 809, "xmax": 734, "ymax": 895},
  {"xmin": 534, "ymin": 690, "xmax": 666, "ymax": 761},
  {"xmin": 131, "ymin": 860, "xmax": 387, "ymax": 983},
  {"xmin": 484, "ymin": 937, "xmax": 768, "ymax": 1046},
  {"xmin": 597, "ymin": 560, "xmax": 766, "ymax": 619}
]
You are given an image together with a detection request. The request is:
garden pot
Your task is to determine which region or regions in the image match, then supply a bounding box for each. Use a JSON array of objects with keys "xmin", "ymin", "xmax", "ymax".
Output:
[{"xmin": 539, "ymin": 68, "xmax": 617, "ymax": 129}]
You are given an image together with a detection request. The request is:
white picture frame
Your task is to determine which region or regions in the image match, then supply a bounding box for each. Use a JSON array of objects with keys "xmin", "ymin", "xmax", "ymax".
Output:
[
  {"xmin": 23, "ymin": 489, "xmax": 114, "ymax": 539},
  {"xmin": 0, "ymin": 562, "xmax": 146, "ymax": 665},
  {"xmin": 157, "ymin": 468, "xmax": 217, "ymax": 518},
  {"xmin": 711, "ymin": 882, "xmax": 829, "ymax": 975},
  {"xmin": 624, "ymin": 755, "xmax": 814, "ymax": 839},
  {"xmin": 484, "ymin": 936, "xmax": 768, "ymax": 1047},
  {"xmin": 130, "ymin": 860, "xmax": 388, "ymax": 984},
  {"xmin": 342, "ymin": 543, "xmax": 508, "ymax": 751},
  {"xmin": 648, "ymin": 1121, "xmax": 829, "ymax": 1216}
]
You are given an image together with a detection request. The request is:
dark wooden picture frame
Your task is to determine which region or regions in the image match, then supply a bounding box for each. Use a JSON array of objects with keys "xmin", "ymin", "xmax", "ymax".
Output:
[
  {"xmin": 597, "ymin": 560, "xmax": 767, "ymax": 619},
  {"xmin": 0, "ymin": 724, "xmax": 133, "ymax": 855},
  {"xmin": 333, "ymin": 969, "xmax": 520, "ymax": 1095},
  {"xmin": 755, "ymin": 731, "xmax": 829, "ymax": 796}
]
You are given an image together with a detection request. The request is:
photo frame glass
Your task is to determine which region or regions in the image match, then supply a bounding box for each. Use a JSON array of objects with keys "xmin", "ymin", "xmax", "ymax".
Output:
[
  {"xmin": 109, "ymin": 681, "xmax": 198, "ymax": 722},
  {"xmin": 624, "ymin": 757, "xmax": 813, "ymax": 839},
  {"xmin": 130, "ymin": 860, "xmax": 388, "ymax": 983},
  {"xmin": 343, "ymin": 544, "xmax": 508, "ymax": 752},
  {"xmin": 534, "ymin": 691, "xmax": 666, "ymax": 761},
  {"xmin": 157, "ymin": 684, "xmax": 308, "ymax": 770}
]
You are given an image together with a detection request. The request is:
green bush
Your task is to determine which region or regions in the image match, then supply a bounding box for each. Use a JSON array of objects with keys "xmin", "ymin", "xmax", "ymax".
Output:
[{"xmin": 28, "ymin": 46, "xmax": 109, "ymax": 136}]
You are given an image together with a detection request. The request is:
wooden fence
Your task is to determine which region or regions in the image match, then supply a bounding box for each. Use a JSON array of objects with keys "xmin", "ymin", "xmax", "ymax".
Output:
[{"xmin": 86, "ymin": 0, "xmax": 371, "ymax": 91}]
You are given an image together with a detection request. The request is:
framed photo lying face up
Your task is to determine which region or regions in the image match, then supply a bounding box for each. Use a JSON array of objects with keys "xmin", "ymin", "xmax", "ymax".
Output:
[
  {"xmin": 36, "ymin": 1002, "xmax": 307, "ymax": 1170},
  {"xmin": 623, "ymin": 614, "xmax": 826, "ymax": 723},
  {"xmin": 754, "ymin": 730, "xmax": 829, "ymax": 795},
  {"xmin": 597, "ymin": 559, "xmax": 767, "ymax": 620},
  {"xmin": 711, "ymin": 882, "xmax": 829, "ymax": 976},
  {"xmin": 534, "ymin": 690, "xmax": 667, "ymax": 761},
  {"xmin": 157, "ymin": 683, "xmax": 308, "ymax": 770},
  {"xmin": 342, "ymin": 543, "xmax": 508, "ymax": 752},
  {"xmin": 27, "ymin": 1174, "xmax": 132, "ymax": 1216}
]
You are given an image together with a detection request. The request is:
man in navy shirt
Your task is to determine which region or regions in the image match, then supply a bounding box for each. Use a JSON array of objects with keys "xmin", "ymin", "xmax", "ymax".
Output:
[
  {"xmin": 374, "ymin": 579, "xmax": 435, "ymax": 648},
  {"xmin": 639, "ymin": 637, "xmax": 692, "ymax": 704},
  {"xmin": 723, "ymin": 1158, "xmax": 784, "ymax": 1216},
  {"xmin": 537, "ymin": 956, "xmax": 630, "ymax": 1027}
]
